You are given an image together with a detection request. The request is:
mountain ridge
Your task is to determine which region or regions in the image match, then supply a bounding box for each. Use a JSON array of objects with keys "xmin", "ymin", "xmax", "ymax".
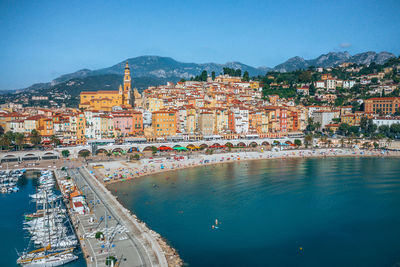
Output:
[{"xmin": 12, "ymin": 51, "xmax": 397, "ymax": 94}]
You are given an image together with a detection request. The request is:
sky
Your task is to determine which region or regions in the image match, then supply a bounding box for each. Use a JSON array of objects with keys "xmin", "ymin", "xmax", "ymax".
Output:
[{"xmin": 0, "ymin": 0, "xmax": 399, "ymax": 90}]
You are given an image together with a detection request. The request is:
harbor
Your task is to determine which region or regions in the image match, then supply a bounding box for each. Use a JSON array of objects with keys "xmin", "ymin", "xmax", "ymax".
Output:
[
  {"xmin": 16, "ymin": 169, "xmax": 79, "ymax": 266},
  {"xmin": 54, "ymin": 166, "xmax": 182, "ymax": 267}
]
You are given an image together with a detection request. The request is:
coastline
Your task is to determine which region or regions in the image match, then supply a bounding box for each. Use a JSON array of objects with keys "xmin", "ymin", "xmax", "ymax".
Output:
[{"xmin": 92, "ymin": 148, "xmax": 400, "ymax": 187}]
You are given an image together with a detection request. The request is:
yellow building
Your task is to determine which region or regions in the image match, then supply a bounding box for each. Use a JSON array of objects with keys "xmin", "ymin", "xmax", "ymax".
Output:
[
  {"xmin": 250, "ymin": 81, "xmax": 260, "ymax": 89},
  {"xmin": 341, "ymin": 114, "xmax": 356, "ymax": 126},
  {"xmin": 147, "ymin": 97, "xmax": 164, "ymax": 112},
  {"xmin": 79, "ymin": 62, "xmax": 134, "ymax": 111},
  {"xmin": 152, "ymin": 110, "xmax": 177, "ymax": 137}
]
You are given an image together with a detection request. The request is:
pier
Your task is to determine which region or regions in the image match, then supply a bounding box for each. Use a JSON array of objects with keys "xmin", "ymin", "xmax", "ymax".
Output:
[{"xmin": 54, "ymin": 167, "xmax": 176, "ymax": 267}]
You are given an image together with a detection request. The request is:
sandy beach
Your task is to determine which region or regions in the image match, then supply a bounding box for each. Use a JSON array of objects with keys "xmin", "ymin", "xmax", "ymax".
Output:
[{"xmin": 89, "ymin": 148, "xmax": 400, "ymax": 185}]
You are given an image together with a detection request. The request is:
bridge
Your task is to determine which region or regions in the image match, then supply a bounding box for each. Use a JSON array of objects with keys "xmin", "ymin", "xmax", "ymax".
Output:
[
  {"xmin": 55, "ymin": 137, "xmax": 302, "ymax": 158},
  {"xmin": 0, "ymin": 137, "xmax": 303, "ymax": 161},
  {"xmin": 0, "ymin": 150, "xmax": 60, "ymax": 163}
]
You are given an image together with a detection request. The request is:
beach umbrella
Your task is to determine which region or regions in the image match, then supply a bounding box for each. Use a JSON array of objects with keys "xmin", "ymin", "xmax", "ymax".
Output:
[{"xmin": 174, "ymin": 146, "xmax": 187, "ymax": 151}]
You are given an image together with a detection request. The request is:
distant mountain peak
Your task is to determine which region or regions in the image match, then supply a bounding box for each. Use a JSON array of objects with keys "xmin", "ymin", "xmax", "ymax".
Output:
[{"xmin": 272, "ymin": 51, "xmax": 395, "ymax": 72}]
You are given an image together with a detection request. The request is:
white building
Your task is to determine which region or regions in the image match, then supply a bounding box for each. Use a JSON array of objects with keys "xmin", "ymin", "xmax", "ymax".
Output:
[
  {"xmin": 326, "ymin": 79, "xmax": 337, "ymax": 90},
  {"xmin": 230, "ymin": 107, "xmax": 249, "ymax": 134},
  {"xmin": 313, "ymin": 111, "xmax": 337, "ymax": 130},
  {"xmin": 372, "ymin": 117, "xmax": 400, "ymax": 127},
  {"xmin": 343, "ymin": 80, "xmax": 356, "ymax": 89}
]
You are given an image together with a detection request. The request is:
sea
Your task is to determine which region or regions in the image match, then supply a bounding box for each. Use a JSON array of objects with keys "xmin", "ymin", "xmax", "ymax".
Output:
[
  {"xmin": 109, "ymin": 157, "xmax": 400, "ymax": 267},
  {"xmin": 0, "ymin": 171, "xmax": 86, "ymax": 267}
]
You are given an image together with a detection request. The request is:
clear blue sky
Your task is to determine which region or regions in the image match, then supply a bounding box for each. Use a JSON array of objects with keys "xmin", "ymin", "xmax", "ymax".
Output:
[{"xmin": 0, "ymin": 0, "xmax": 399, "ymax": 90}]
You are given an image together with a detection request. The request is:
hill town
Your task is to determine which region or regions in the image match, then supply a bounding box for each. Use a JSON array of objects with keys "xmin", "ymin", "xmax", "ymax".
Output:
[{"xmin": 0, "ymin": 55, "xmax": 400, "ymax": 150}]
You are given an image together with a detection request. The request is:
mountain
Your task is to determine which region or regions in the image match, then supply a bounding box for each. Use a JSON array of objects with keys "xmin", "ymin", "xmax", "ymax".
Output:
[
  {"xmin": 15, "ymin": 56, "xmax": 268, "ymax": 95},
  {"xmin": 273, "ymin": 51, "xmax": 395, "ymax": 72},
  {"xmin": 9, "ymin": 52, "xmax": 397, "ymax": 96},
  {"xmin": 91, "ymin": 56, "xmax": 266, "ymax": 79}
]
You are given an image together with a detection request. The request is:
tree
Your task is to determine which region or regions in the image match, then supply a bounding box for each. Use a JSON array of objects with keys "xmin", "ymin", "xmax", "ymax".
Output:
[
  {"xmin": 234, "ymin": 69, "xmax": 242, "ymax": 77},
  {"xmin": 0, "ymin": 125, "xmax": 4, "ymax": 136},
  {"xmin": 371, "ymin": 77, "xmax": 378, "ymax": 84},
  {"xmin": 62, "ymin": 150, "xmax": 70, "ymax": 158},
  {"xmin": 133, "ymin": 154, "xmax": 140, "ymax": 160},
  {"xmin": 30, "ymin": 129, "xmax": 41, "ymax": 146},
  {"xmin": 298, "ymin": 71, "xmax": 312, "ymax": 83},
  {"xmin": 0, "ymin": 135, "xmax": 11, "ymax": 150},
  {"xmin": 200, "ymin": 70, "xmax": 208, "ymax": 81},
  {"xmin": 390, "ymin": 123, "xmax": 400, "ymax": 135},
  {"xmin": 294, "ymin": 139, "xmax": 302, "ymax": 147},
  {"xmin": 339, "ymin": 123, "xmax": 350, "ymax": 135},
  {"xmin": 304, "ymin": 135, "xmax": 313, "ymax": 148},
  {"xmin": 242, "ymin": 71, "xmax": 249, "ymax": 82},
  {"xmin": 80, "ymin": 151, "xmax": 90, "ymax": 161},
  {"xmin": 385, "ymin": 138, "xmax": 392, "ymax": 149},
  {"xmin": 50, "ymin": 135, "xmax": 61, "ymax": 147},
  {"xmin": 340, "ymin": 138, "xmax": 345, "ymax": 148},
  {"xmin": 309, "ymin": 83, "xmax": 316, "ymax": 96},
  {"xmin": 151, "ymin": 146, "xmax": 158, "ymax": 155},
  {"xmin": 14, "ymin": 133, "xmax": 25, "ymax": 151},
  {"xmin": 211, "ymin": 71, "xmax": 216, "ymax": 81},
  {"xmin": 378, "ymin": 125, "xmax": 390, "ymax": 136}
]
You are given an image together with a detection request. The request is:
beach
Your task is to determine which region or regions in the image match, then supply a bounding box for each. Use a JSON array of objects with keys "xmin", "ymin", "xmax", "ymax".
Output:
[{"xmin": 90, "ymin": 148, "xmax": 400, "ymax": 185}]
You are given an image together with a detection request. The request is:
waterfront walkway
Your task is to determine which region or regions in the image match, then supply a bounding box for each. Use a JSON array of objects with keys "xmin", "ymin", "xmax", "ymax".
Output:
[{"xmin": 65, "ymin": 167, "xmax": 168, "ymax": 267}]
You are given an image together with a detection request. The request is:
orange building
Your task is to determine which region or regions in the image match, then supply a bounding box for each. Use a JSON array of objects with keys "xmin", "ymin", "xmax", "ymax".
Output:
[
  {"xmin": 38, "ymin": 117, "xmax": 53, "ymax": 136},
  {"xmin": 152, "ymin": 110, "xmax": 177, "ymax": 137},
  {"xmin": 79, "ymin": 62, "xmax": 134, "ymax": 111},
  {"xmin": 321, "ymin": 73, "xmax": 333, "ymax": 80},
  {"xmin": 364, "ymin": 97, "xmax": 400, "ymax": 115}
]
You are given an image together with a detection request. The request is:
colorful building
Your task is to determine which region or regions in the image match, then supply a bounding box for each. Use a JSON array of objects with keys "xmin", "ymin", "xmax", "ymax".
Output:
[{"xmin": 79, "ymin": 62, "xmax": 134, "ymax": 111}]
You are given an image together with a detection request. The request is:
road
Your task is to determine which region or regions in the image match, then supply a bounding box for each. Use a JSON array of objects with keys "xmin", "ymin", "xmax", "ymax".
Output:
[{"xmin": 67, "ymin": 167, "xmax": 158, "ymax": 267}]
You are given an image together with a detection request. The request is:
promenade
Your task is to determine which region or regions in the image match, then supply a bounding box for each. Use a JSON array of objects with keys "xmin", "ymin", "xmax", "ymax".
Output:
[{"xmin": 58, "ymin": 167, "xmax": 174, "ymax": 267}]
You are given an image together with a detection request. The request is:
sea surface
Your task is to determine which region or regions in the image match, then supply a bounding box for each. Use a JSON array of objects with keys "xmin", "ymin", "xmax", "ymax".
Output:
[
  {"xmin": 0, "ymin": 172, "xmax": 85, "ymax": 267},
  {"xmin": 109, "ymin": 157, "xmax": 400, "ymax": 267}
]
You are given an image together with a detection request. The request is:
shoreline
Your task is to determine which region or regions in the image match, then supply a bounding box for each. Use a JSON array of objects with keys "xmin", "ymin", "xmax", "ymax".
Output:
[{"xmin": 92, "ymin": 148, "xmax": 400, "ymax": 187}]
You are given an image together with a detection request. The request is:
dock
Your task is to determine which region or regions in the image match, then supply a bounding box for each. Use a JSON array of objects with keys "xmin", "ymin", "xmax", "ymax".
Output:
[{"xmin": 54, "ymin": 166, "xmax": 177, "ymax": 267}]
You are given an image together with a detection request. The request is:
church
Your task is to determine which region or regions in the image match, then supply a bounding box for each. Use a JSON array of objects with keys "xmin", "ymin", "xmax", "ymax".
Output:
[{"xmin": 79, "ymin": 62, "xmax": 135, "ymax": 111}]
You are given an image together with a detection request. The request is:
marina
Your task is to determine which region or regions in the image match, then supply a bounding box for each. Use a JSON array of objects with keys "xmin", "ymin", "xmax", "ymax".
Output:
[
  {"xmin": 0, "ymin": 169, "xmax": 85, "ymax": 267},
  {"xmin": 17, "ymin": 170, "xmax": 79, "ymax": 266},
  {"xmin": 0, "ymin": 169, "xmax": 24, "ymax": 194}
]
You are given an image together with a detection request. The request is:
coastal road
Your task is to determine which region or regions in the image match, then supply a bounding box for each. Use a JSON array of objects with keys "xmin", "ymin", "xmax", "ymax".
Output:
[{"xmin": 67, "ymin": 167, "xmax": 157, "ymax": 267}]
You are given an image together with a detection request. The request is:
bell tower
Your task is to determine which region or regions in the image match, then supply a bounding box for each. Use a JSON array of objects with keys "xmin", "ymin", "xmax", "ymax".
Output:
[{"xmin": 123, "ymin": 61, "xmax": 134, "ymax": 107}]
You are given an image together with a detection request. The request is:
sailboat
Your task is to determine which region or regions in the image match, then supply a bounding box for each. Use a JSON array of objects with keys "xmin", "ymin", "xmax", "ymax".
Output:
[{"xmin": 17, "ymin": 174, "xmax": 78, "ymax": 267}]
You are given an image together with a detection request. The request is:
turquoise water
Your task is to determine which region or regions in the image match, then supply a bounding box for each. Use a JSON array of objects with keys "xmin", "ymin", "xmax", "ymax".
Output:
[
  {"xmin": 110, "ymin": 157, "xmax": 400, "ymax": 267},
  {"xmin": 0, "ymin": 175, "xmax": 85, "ymax": 266}
]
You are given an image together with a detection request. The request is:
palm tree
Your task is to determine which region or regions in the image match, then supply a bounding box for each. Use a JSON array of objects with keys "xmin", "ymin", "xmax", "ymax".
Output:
[
  {"xmin": 14, "ymin": 133, "xmax": 25, "ymax": 151},
  {"xmin": 385, "ymin": 138, "xmax": 392, "ymax": 149},
  {"xmin": 50, "ymin": 135, "xmax": 61, "ymax": 147},
  {"xmin": 304, "ymin": 134, "xmax": 313, "ymax": 148},
  {"xmin": 327, "ymin": 139, "xmax": 332, "ymax": 148},
  {"xmin": 30, "ymin": 129, "xmax": 41, "ymax": 147},
  {"xmin": 340, "ymin": 138, "xmax": 345, "ymax": 148},
  {"xmin": 0, "ymin": 135, "xmax": 11, "ymax": 150},
  {"xmin": 347, "ymin": 137, "xmax": 353, "ymax": 148},
  {"xmin": 320, "ymin": 136, "xmax": 328, "ymax": 147},
  {"xmin": 61, "ymin": 150, "xmax": 70, "ymax": 158}
]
